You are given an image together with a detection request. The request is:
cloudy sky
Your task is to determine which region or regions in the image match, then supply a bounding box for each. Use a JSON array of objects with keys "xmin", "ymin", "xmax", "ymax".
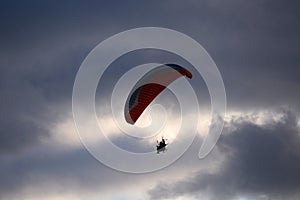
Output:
[{"xmin": 1, "ymin": 0, "xmax": 300, "ymax": 199}]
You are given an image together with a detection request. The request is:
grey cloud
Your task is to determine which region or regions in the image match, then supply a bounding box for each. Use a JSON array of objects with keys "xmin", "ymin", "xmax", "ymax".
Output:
[
  {"xmin": 0, "ymin": 45, "xmax": 82, "ymax": 154},
  {"xmin": 0, "ymin": 147, "xmax": 129, "ymax": 199},
  {"xmin": 0, "ymin": 139, "xmax": 190, "ymax": 200},
  {"xmin": 148, "ymin": 110, "xmax": 300, "ymax": 199},
  {"xmin": 0, "ymin": 0, "xmax": 183, "ymax": 155}
]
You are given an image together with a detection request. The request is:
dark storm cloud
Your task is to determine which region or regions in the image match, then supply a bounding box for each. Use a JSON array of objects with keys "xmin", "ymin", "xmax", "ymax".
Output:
[
  {"xmin": 194, "ymin": 0, "xmax": 300, "ymax": 110},
  {"xmin": 1, "ymin": 0, "xmax": 299, "ymax": 154},
  {"xmin": 1, "ymin": 0, "xmax": 300, "ymax": 114},
  {"xmin": 148, "ymin": 110, "xmax": 300, "ymax": 199},
  {"xmin": 157, "ymin": 0, "xmax": 300, "ymax": 110},
  {"xmin": 0, "ymin": 44, "xmax": 83, "ymax": 153},
  {"xmin": 0, "ymin": 0, "xmax": 177, "ymax": 154}
]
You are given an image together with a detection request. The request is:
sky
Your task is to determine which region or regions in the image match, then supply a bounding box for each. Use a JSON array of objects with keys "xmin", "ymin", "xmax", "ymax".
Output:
[{"xmin": 1, "ymin": 0, "xmax": 300, "ymax": 199}]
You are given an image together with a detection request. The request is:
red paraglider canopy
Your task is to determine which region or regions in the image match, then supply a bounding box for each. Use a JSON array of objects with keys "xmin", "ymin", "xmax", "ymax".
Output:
[{"xmin": 124, "ymin": 64, "xmax": 193, "ymax": 124}]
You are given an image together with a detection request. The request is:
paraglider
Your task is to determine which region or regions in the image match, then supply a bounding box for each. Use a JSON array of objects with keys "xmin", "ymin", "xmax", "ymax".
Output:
[
  {"xmin": 156, "ymin": 136, "xmax": 168, "ymax": 153},
  {"xmin": 124, "ymin": 63, "xmax": 193, "ymax": 124}
]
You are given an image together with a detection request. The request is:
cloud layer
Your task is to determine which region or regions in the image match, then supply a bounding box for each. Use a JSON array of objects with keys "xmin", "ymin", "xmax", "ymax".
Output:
[{"xmin": 148, "ymin": 110, "xmax": 300, "ymax": 199}]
